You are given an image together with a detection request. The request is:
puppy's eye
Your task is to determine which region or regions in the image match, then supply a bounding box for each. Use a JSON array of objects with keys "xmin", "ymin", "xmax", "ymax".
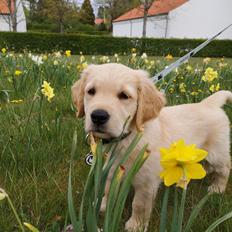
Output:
[
  {"xmin": 88, "ymin": 88, "xmax": 95, "ymax": 95},
  {"xmin": 118, "ymin": 91, "xmax": 129, "ymax": 100}
]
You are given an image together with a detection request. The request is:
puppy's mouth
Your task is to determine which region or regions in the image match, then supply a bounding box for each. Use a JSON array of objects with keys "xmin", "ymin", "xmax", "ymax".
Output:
[{"xmin": 88, "ymin": 127, "xmax": 113, "ymax": 139}]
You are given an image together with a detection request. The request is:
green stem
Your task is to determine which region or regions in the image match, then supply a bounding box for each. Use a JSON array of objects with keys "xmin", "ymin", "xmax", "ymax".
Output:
[
  {"xmin": 177, "ymin": 188, "xmax": 187, "ymax": 232},
  {"xmin": 7, "ymin": 195, "xmax": 25, "ymax": 232},
  {"xmin": 171, "ymin": 187, "xmax": 179, "ymax": 232},
  {"xmin": 38, "ymin": 96, "xmax": 43, "ymax": 136},
  {"xmin": 177, "ymin": 167, "xmax": 188, "ymax": 232}
]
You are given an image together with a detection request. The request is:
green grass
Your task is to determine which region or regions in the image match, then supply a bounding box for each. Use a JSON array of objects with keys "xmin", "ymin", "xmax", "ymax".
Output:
[{"xmin": 0, "ymin": 51, "xmax": 231, "ymax": 231}]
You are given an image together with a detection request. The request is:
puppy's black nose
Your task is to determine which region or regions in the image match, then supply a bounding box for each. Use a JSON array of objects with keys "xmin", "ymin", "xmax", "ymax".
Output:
[{"xmin": 91, "ymin": 109, "xmax": 110, "ymax": 125}]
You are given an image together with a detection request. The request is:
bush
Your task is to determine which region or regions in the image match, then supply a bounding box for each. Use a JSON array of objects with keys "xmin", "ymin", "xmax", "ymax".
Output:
[{"xmin": 0, "ymin": 31, "xmax": 232, "ymax": 57}]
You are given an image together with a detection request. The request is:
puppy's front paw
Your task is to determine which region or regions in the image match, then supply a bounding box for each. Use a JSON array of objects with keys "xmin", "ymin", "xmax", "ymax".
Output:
[
  {"xmin": 125, "ymin": 218, "xmax": 148, "ymax": 232},
  {"xmin": 208, "ymin": 183, "xmax": 226, "ymax": 194}
]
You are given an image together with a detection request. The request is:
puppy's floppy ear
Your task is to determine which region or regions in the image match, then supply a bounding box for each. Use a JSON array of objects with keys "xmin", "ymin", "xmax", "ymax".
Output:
[
  {"xmin": 135, "ymin": 70, "xmax": 166, "ymax": 130},
  {"xmin": 71, "ymin": 65, "xmax": 93, "ymax": 117}
]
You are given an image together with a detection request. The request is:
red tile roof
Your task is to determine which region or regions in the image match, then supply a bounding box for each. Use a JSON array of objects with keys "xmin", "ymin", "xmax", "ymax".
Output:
[
  {"xmin": 0, "ymin": 0, "xmax": 14, "ymax": 14},
  {"xmin": 95, "ymin": 18, "xmax": 104, "ymax": 25},
  {"xmin": 114, "ymin": 0, "xmax": 187, "ymax": 22}
]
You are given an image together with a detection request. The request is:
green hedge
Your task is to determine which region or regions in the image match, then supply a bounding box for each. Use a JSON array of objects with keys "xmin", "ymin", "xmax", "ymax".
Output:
[{"xmin": 0, "ymin": 31, "xmax": 232, "ymax": 57}]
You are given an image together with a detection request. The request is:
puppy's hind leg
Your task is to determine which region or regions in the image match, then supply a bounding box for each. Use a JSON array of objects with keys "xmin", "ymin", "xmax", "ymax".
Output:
[{"xmin": 205, "ymin": 132, "xmax": 231, "ymax": 193}]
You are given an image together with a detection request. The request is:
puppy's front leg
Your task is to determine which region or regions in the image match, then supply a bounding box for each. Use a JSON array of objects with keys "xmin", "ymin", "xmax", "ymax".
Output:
[{"xmin": 125, "ymin": 177, "xmax": 160, "ymax": 232}]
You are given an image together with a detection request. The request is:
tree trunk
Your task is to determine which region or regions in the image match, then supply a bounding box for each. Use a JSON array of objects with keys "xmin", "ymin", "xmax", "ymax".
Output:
[
  {"xmin": 142, "ymin": 8, "xmax": 148, "ymax": 37},
  {"xmin": 12, "ymin": 0, "xmax": 17, "ymax": 32},
  {"xmin": 142, "ymin": 0, "xmax": 152, "ymax": 38},
  {"xmin": 59, "ymin": 21, "xmax": 64, "ymax": 33}
]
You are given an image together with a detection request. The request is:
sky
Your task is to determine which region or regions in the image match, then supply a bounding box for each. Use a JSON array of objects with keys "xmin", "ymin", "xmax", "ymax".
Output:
[{"xmin": 76, "ymin": 0, "xmax": 100, "ymax": 14}]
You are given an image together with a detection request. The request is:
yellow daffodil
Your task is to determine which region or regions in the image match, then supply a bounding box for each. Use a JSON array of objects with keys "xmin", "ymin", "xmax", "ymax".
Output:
[
  {"xmin": 203, "ymin": 57, "xmax": 211, "ymax": 64},
  {"xmin": 219, "ymin": 62, "xmax": 227, "ymax": 68},
  {"xmin": 54, "ymin": 51, "xmax": 62, "ymax": 58},
  {"xmin": 169, "ymin": 87, "xmax": 174, "ymax": 94},
  {"xmin": 131, "ymin": 48, "xmax": 136, "ymax": 53},
  {"xmin": 15, "ymin": 70, "xmax": 22, "ymax": 76},
  {"xmin": 80, "ymin": 55, "xmax": 85, "ymax": 63},
  {"xmin": 41, "ymin": 81, "xmax": 55, "ymax": 102},
  {"xmin": 186, "ymin": 65, "xmax": 193, "ymax": 72},
  {"xmin": 23, "ymin": 223, "xmax": 39, "ymax": 232},
  {"xmin": 165, "ymin": 54, "xmax": 173, "ymax": 61},
  {"xmin": 42, "ymin": 55, "xmax": 48, "ymax": 61},
  {"xmin": 209, "ymin": 83, "xmax": 220, "ymax": 93},
  {"xmin": 10, "ymin": 99, "xmax": 23, "ymax": 104},
  {"xmin": 179, "ymin": 83, "xmax": 186, "ymax": 93},
  {"xmin": 202, "ymin": 67, "xmax": 218, "ymax": 82},
  {"xmin": 53, "ymin": 60, "xmax": 59, "ymax": 66},
  {"xmin": 100, "ymin": 56, "xmax": 110, "ymax": 63},
  {"xmin": 65, "ymin": 50, "xmax": 71, "ymax": 57},
  {"xmin": 160, "ymin": 139, "xmax": 207, "ymax": 189},
  {"xmin": 77, "ymin": 62, "xmax": 88, "ymax": 72},
  {"xmin": 1, "ymin": 48, "xmax": 7, "ymax": 54},
  {"xmin": 191, "ymin": 91, "xmax": 198, "ymax": 96}
]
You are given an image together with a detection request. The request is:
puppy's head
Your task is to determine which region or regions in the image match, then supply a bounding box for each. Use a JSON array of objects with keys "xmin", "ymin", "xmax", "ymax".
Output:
[{"xmin": 72, "ymin": 63, "xmax": 165, "ymax": 139}]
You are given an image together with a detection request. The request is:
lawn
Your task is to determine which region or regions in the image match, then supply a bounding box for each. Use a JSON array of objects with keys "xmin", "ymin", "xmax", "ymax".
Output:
[{"xmin": 0, "ymin": 50, "xmax": 231, "ymax": 232}]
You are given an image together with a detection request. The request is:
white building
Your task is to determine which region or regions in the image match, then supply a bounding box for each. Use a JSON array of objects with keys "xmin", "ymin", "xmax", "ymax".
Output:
[
  {"xmin": 0, "ymin": 0, "xmax": 27, "ymax": 32},
  {"xmin": 113, "ymin": 0, "xmax": 232, "ymax": 40}
]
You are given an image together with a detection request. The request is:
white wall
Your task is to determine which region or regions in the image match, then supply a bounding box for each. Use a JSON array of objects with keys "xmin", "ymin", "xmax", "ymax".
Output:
[
  {"xmin": 16, "ymin": 0, "xmax": 27, "ymax": 32},
  {"xmin": 0, "ymin": 15, "xmax": 11, "ymax": 31},
  {"xmin": 113, "ymin": 15, "xmax": 167, "ymax": 38},
  {"xmin": 167, "ymin": 0, "xmax": 232, "ymax": 39},
  {"xmin": 146, "ymin": 15, "xmax": 167, "ymax": 38},
  {"xmin": 0, "ymin": 0, "xmax": 27, "ymax": 32}
]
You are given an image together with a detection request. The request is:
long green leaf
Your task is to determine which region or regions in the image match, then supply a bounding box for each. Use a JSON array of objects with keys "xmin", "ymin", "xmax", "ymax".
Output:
[
  {"xmin": 184, "ymin": 193, "xmax": 211, "ymax": 232},
  {"xmin": 67, "ymin": 130, "xmax": 79, "ymax": 232},
  {"xmin": 103, "ymin": 166, "xmax": 124, "ymax": 232},
  {"xmin": 159, "ymin": 187, "xmax": 170, "ymax": 232},
  {"xmin": 68, "ymin": 169, "xmax": 79, "ymax": 232},
  {"xmin": 95, "ymin": 133, "xmax": 142, "ymax": 215},
  {"xmin": 177, "ymin": 188, "xmax": 187, "ymax": 232},
  {"xmin": 205, "ymin": 211, "xmax": 232, "ymax": 232},
  {"xmin": 111, "ymin": 145, "xmax": 148, "ymax": 232}
]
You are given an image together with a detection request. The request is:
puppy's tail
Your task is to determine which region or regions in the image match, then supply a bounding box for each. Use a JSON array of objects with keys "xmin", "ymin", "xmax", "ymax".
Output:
[{"xmin": 201, "ymin": 90, "xmax": 232, "ymax": 108}]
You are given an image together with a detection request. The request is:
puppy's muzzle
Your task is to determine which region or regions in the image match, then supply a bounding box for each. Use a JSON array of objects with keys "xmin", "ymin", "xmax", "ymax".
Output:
[{"xmin": 91, "ymin": 109, "xmax": 110, "ymax": 125}]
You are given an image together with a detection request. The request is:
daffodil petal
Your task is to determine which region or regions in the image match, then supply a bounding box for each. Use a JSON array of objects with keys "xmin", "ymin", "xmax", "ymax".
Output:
[
  {"xmin": 185, "ymin": 163, "xmax": 206, "ymax": 180},
  {"xmin": 0, "ymin": 193, "xmax": 6, "ymax": 201},
  {"xmin": 161, "ymin": 166, "xmax": 183, "ymax": 187},
  {"xmin": 160, "ymin": 159, "xmax": 177, "ymax": 168},
  {"xmin": 193, "ymin": 149, "xmax": 208, "ymax": 162}
]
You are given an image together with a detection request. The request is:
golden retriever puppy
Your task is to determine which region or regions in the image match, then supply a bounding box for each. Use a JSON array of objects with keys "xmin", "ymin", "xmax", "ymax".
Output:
[{"xmin": 72, "ymin": 63, "xmax": 232, "ymax": 231}]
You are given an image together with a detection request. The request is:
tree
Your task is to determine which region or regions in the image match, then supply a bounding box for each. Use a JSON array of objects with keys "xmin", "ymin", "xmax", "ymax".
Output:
[
  {"xmin": 32, "ymin": 0, "xmax": 80, "ymax": 33},
  {"xmin": 0, "ymin": 0, "xmax": 25, "ymax": 32},
  {"xmin": 79, "ymin": 0, "xmax": 95, "ymax": 25},
  {"xmin": 141, "ymin": 0, "xmax": 153, "ymax": 37},
  {"xmin": 45, "ymin": 0, "xmax": 70, "ymax": 33},
  {"xmin": 95, "ymin": 0, "xmax": 140, "ymax": 30}
]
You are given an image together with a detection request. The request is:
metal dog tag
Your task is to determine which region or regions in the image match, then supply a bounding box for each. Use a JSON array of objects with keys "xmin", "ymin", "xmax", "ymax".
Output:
[{"xmin": 85, "ymin": 152, "xmax": 93, "ymax": 166}]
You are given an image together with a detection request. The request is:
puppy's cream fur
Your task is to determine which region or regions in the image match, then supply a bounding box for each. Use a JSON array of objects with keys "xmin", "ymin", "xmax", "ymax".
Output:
[{"xmin": 72, "ymin": 63, "xmax": 232, "ymax": 231}]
